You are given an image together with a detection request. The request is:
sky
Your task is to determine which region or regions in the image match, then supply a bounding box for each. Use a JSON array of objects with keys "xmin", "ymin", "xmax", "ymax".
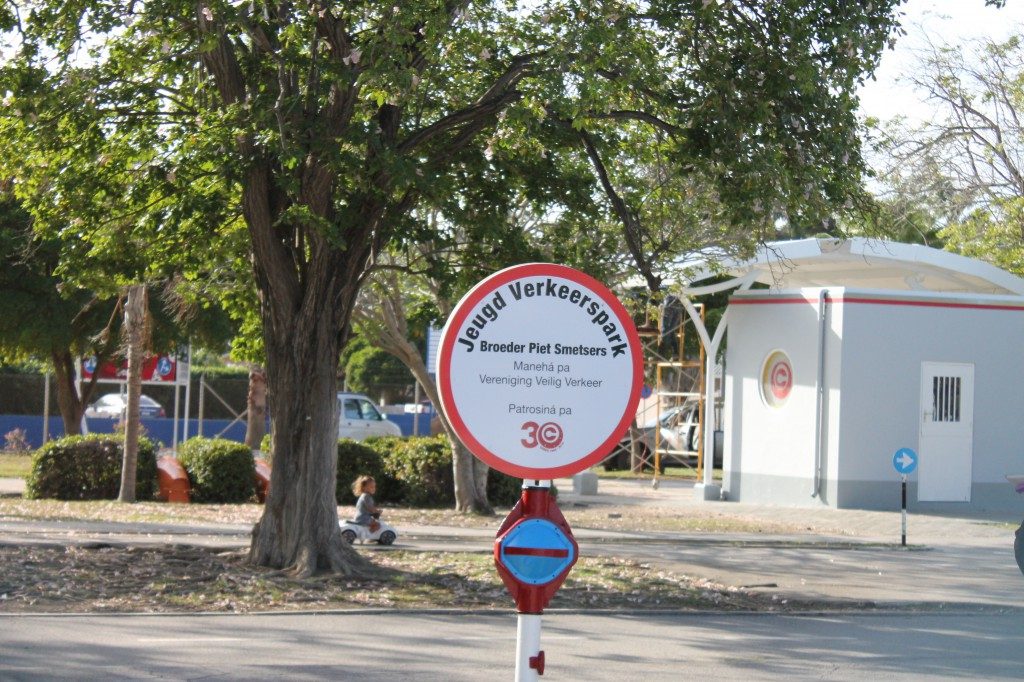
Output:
[{"xmin": 857, "ymin": 0, "xmax": 1024, "ymax": 123}]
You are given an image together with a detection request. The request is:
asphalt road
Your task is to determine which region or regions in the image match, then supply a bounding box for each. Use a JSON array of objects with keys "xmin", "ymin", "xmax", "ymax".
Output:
[{"xmin": 2, "ymin": 611, "xmax": 1023, "ymax": 681}]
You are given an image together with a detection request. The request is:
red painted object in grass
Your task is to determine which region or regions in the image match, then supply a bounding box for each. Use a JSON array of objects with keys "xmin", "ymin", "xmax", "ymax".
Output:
[
  {"xmin": 254, "ymin": 458, "xmax": 271, "ymax": 503},
  {"xmin": 156, "ymin": 457, "xmax": 190, "ymax": 503}
]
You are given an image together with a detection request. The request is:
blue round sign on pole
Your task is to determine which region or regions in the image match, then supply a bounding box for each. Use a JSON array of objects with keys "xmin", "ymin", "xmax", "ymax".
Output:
[
  {"xmin": 893, "ymin": 447, "xmax": 918, "ymax": 475},
  {"xmin": 497, "ymin": 518, "xmax": 577, "ymax": 586}
]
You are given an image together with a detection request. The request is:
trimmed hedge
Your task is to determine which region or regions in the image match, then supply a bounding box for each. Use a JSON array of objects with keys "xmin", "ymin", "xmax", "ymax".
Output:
[
  {"xmin": 265, "ymin": 433, "xmax": 523, "ymax": 509},
  {"xmin": 177, "ymin": 437, "xmax": 256, "ymax": 503},
  {"xmin": 486, "ymin": 467, "xmax": 524, "ymax": 508},
  {"xmin": 335, "ymin": 438, "xmax": 396, "ymax": 505},
  {"xmin": 26, "ymin": 434, "xmax": 158, "ymax": 501},
  {"xmin": 376, "ymin": 435, "xmax": 453, "ymax": 507},
  {"xmin": 361, "ymin": 435, "xmax": 523, "ymax": 509}
]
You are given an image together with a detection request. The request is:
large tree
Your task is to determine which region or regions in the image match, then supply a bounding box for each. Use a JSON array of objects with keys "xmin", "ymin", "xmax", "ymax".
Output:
[
  {"xmin": 869, "ymin": 29, "xmax": 1024, "ymax": 270},
  {"xmin": 0, "ymin": 185, "xmax": 229, "ymax": 434},
  {"xmin": 0, "ymin": 186, "xmax": 119, "ymax": 432},
  {"xmin": 2, "ymin": 0, "xmax": 902, "ymax": 576}
]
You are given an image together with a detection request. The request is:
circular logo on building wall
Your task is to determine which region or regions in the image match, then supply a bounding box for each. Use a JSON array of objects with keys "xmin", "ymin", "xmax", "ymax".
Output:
[{"xmin": 761, "ymin": 351, "xmax": 793, "ymax": 407}]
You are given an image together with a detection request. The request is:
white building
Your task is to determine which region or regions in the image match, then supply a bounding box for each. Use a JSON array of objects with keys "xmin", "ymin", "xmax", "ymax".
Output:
[{"xmin": 680, "ymin": 238, "xmax": 1024, "ymax": 513}]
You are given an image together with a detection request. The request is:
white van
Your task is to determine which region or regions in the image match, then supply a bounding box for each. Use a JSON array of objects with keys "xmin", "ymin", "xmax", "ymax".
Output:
[{"xmin": 337, "ymin": 392, "xmax": 403, "ymax": 441}]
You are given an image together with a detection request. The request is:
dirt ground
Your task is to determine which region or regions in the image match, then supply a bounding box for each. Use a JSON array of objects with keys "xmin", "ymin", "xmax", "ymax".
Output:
[{"xmin": 0, "ymin": 497, "xmax": 848, "ymax": 614}]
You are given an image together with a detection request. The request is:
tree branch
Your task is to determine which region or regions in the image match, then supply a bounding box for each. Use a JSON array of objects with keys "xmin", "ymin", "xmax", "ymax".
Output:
[
  {"xmin": 397, "ymin": 52, "xmax": 538, "ymax": 154},
  {"xmin": 577, "ymin": 127, "xmax": 662, "ymax": 293}
]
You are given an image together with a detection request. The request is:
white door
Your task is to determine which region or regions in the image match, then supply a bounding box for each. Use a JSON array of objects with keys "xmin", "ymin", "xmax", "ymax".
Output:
[{"xmin": 919, "ymin": 362, "xmax": 974, "ymax": 502}]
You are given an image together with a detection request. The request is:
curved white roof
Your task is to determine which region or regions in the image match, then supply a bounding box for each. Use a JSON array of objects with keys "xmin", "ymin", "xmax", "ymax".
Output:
[{"xmin": 681, "ymin": 238, "xmax": 1024, "ymax": 296}]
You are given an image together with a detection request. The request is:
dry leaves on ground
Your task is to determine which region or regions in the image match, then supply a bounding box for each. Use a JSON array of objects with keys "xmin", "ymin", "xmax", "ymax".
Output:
[{"xmin": 0, "ymin": 543, "xmax": 793, "ymax": 614}]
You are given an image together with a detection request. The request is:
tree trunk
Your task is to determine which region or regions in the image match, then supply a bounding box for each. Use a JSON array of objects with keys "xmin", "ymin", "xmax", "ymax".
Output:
[
  {"xmin": 353, "ymin": 278, "xmax": 494, "ymax": 514},
  {"xmin": 119, "ymin": 284, "xmax": 146, "ymax": 503},
  {"xmin": 470, "ymin": 454, "xmax": 491, "ymax": 511},
  {"xmin": 50, "ymin": 349, "xmax": 86, "ymax": 436},
  {"xmin": 629, "ymin": 421, "xmax": 644, "ymax": 474},
  {"xmin": 248, "ymin": 288, "xmax": 370, "ymax": 577},
  {"xmin": 244, "ymin": 366, "xmax": 267, "ymax": 450}
]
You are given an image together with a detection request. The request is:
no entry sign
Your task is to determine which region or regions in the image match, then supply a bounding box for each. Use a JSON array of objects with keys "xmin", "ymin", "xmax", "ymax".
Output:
[
  {"xmin": 437, "ymin": 263, "xmax": 643, "ymax": 479},
  {"xmin": 497, "ymin": 518, "xmax": 577, "ymax": 585}
]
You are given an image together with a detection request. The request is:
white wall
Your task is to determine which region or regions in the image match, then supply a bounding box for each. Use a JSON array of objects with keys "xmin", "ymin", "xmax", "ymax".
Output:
[
  {"xmin": 725, "ymin": 286, "xmax": 1024, "ymax": 512},
  {"xmin": 724, "ymin": 290, "xmax": 844, "ymax": 505},
  {"xmin": 836, "ymin": 290, "xmax": 1024, "ymax": 510}
]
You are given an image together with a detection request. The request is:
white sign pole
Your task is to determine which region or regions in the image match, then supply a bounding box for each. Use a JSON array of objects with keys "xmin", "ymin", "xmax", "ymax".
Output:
[
  {"xmin": 182, "ymin": 344, "xmax": 192, "ymax": 444},
  {"xmin": 515, "ymin": 613, "xmax": 543, "ymax": 682}
]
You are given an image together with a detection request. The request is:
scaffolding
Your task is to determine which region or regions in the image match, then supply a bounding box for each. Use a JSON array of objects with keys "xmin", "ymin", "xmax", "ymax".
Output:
[
  {"xmin": 652, "ymin": 302, "xmax": 705, "ymax": 487},
  {"xmin": 605, "ymin": 298, "xmax": 709, "ymax": 487}
]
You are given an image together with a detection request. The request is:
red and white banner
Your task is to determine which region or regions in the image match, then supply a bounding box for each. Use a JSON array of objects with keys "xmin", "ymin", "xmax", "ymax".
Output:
[{"xmin": 80, "ymin": 353, "xmax": 187, "ymax": 385}]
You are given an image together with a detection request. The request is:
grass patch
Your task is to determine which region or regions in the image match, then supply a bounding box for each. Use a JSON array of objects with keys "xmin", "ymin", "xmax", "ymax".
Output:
[{"xmin": 0, "ymin": 453, "xmax": 32, "ymax": 479}]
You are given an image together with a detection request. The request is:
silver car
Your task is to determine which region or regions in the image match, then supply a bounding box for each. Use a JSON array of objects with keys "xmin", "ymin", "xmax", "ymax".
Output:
[
  {"xmin": 604, "ymin": 403, "xmax": 706, "ymax": 471},
  {"xmin": 337, "ymin": 392, "xmax": 402, "ymax": 441},
  {"xmin": 85, "ymin": 393, "xmax": 166, "ymax": 419}
]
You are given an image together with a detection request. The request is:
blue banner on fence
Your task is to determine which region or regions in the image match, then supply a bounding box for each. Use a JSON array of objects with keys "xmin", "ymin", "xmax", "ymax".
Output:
[{"xmin": 2, "ymin": 413, "xmax": 427, "ymax": 451}]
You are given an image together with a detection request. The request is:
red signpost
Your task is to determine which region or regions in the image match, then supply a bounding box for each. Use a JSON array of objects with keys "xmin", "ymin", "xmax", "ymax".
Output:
[{"xmin": 437, "ymin": 263, "xmax": 642, "ymax": 680}]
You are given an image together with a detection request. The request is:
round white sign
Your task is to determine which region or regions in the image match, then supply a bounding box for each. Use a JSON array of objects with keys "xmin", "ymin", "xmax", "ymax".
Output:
[{"xmin": 436, "ymin": 263, "xmax": 642, "ymax": 479}]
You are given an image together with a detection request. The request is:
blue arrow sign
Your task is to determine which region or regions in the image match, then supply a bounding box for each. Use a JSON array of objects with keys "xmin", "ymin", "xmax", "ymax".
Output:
[
  {"xmin": 498, "ymin": 518, "xmax": 576, "ymax": 586},
  {"xmin": 893, "ymin": 447, "xmax": 918, "ymax": 475}
]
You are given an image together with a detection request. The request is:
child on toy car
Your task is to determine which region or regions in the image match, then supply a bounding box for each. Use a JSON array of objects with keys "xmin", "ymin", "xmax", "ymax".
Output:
[{"xmin": 352, "ymin": 475, "xmax": 382, "ymax": 533}]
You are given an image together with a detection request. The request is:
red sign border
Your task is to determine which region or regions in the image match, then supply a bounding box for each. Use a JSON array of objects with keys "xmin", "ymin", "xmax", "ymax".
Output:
[{"xmin": 437, "ymin": 263, "xmax": 643, "ymax": 479}]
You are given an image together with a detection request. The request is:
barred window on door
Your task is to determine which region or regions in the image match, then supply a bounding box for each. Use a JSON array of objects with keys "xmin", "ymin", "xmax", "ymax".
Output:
[{"xmin": 931, "ymin": 376, "xmax": 962, "ymax": 423}]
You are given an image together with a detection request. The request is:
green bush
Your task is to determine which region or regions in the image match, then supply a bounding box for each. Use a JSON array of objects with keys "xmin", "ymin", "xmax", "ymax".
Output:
[
  {"xmin": 177, "ymin": 437, "xmax": 255, "ymax": 503},
  {"xmin": 26, "ymin": 434, "xmax": 157, "ymax": 500},
  {"xmin": 487, "ymin": 469, "xmax": 524, "ymax": 508},
  {"xmin": 377, "ymin": 435, "xmax": 454, "ymax": 507},
  {"xmin": 335, "ymin": 438, "xmax": 393, "ymax": 505},
  {"xmin": 357, "ymin": 435, "xmax": 522, "ymax": 509}
]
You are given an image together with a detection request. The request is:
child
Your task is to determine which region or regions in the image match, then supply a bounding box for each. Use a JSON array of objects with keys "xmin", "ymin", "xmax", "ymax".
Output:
[{"xmin": 352, "ymin": 475, "xmax": 381, "ymax": 532}]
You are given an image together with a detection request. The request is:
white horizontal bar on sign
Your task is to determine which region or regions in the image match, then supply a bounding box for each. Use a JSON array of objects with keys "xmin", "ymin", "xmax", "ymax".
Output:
[{"xmin": 656, "ymin": 391, "xmax": 700, "ymax": 397}]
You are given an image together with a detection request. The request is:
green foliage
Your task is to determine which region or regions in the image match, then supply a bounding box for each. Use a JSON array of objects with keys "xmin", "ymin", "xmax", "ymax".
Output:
[
  {"xmin": 486, "ymin": 468, "xmax": 524, "ymax": 509},
  {"xmin": 353, "ymin": 435, "xmax": 521, "ymax": 509},
  {"xmin": 377, "ymin": 435, "xmax": 454, "ymax": 508},
  {"xmin": 335, "ymin": 438, "xmax": 393, "ymax": 505},
  {"xmin": 25, "ymin": 434, "xmax": 157, "ymax": 500},
  {"xmin": 0, "ymin": 0, "xmax": 907, "ymax": 556},
  {"xmin": 344, "ymin": 345, "xmax": 412, "ymax": 400},
  {"xmin": 941, "ymin": 199, "xmax": 1024, "ymax": 276},
  {"xmin": 177, "ymin": 437, "xmax": 255, "ymax": 503}
]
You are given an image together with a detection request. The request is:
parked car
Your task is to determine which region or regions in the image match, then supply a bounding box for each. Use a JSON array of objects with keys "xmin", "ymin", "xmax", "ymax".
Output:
[
  {"xmin": 337, "ymin": 392, "xmax": 403, "ymax": 440},
  {"xmin": 604, "ymin": 402, "xmax": 719, "ymax": 470},
  {"xmin": 85, "ymin": 393, "xmax": 166, "ymax": 419}
]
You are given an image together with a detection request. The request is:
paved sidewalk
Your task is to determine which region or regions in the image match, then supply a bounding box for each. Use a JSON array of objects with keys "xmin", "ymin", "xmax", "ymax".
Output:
[
  {"xmin": 0, "ymin": 476, "xmax": 24, "ymax": 497},
  {"xmin": 2, "ymin": 475, "xmax": 1022, "ymax": 610}
]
